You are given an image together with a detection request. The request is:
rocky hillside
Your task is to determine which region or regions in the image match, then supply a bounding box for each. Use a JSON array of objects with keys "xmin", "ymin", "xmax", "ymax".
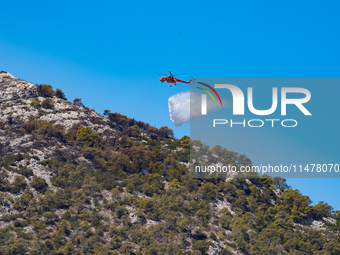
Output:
[{"xmin": 0, "ymin": 71, "xmax": 339, "ymax": 255}]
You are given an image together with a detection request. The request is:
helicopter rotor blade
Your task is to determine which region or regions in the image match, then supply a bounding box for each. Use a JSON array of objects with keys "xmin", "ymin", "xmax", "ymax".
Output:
[
  {"xmin": 156, "ymin": 71, "xmax": 188, "ymax": 77},
  {"xmin": 156, "ymin": 72, "xmax": 169, "ymax": 76},
  {"xmin": 173, "ymin": 73, "xmax": 187, "ymax": 77}
]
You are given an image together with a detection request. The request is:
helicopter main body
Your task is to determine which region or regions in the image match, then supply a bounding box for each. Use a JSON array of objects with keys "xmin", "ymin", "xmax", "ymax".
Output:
[{"xmin": 158, "ymin": 72, "xmax": 193, "ymax": 87}]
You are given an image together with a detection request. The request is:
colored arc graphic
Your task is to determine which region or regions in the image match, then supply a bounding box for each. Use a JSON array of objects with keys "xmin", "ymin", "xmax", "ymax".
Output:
[
  {"xmin": 197, "ymin": 82, "xmax": 223, "ymax": 106},
  {"xmin": 197, "ymin": 87, "xmax": 217, "ymax": 105}
]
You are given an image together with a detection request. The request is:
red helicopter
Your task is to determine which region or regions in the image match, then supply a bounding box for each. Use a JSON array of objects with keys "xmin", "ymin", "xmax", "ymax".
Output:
[{"xmin": 157, "ymin": 71, "xmax": 194, "ymax": 87}]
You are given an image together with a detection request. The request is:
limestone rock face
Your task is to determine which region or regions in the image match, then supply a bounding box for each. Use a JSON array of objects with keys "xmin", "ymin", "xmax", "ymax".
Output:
[
  {"xmin": 0, "ymin": 71, "xmax": 122, "ymax": 223},
  {"xmin": 0, "ymin": 71, "xmax": 38, "ymax": 102},
  {"xmin": 0, "ymin": 71, "xmax": 116, "ymax": 156}
]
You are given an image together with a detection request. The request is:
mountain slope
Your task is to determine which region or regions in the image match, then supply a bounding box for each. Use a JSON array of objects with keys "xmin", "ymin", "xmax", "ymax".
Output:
[{"xmin": 0, "ymin": 71, "xmax": 339, "ymax": 255}]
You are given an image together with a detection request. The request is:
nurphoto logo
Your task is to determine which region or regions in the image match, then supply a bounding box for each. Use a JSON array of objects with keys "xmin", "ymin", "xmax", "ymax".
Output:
[{"xmin": 198, "ymin": 82, "xmax": 312, "ymax": 128}]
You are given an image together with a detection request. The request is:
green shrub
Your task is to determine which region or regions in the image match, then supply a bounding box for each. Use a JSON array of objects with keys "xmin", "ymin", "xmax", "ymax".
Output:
[
  {"xmin": 31, "ymin": 155, "xmax": 40, "ymax": 161},
  {"xmin": 140, "ymin": 198, "xmax": 155, "ymax": 213},
  {"xmin": 31, "ymin": 176, "xmax": 48, "ymax": 193},
  {"xmin": 37, "ymin": 159, "xmax": 52, "ymax": 167},
  {"xmin": 76, "ymin": 127, "xmax": 101, "ymax": 147},
  {"xmin": 0, "ymin": 154, "xmax": 25, "ymax": 168},
  {"xmin": 13, "ymin": 219, "xmax": 28, "ymax": 228},
  {"xmin": 103, "ymin": 109, "xmax": 111, "ymax": 116},
  {"xmin": 73, "ymin": 98, "xmax": 84, "ymax": 107},
  {"xmin": 125, "ymin": 183, "xmax": 135, "ymax": 193},
  {"xmin": 63, "ymin": 243, "xmax": 74, "ymax": 254},
  {"xmin": 41, "ymin": 98, "xmax": 54, "ymax": 109},
  {"xmin": 13, "ymin": 190, "xmax": 33, "ymax": 210},
  {"xmin": 54, "ymin": 88, "xmax": 67, "ymax": 100},
  {"xmin": 0, "ymin": 214, "xmax": 21, "ymax": 222},
  {"xmin": 115, "ymin": 206, "xmax": 128, "ymax": 218},
  {"xmin": 193, "ymin": 240, "xmax": 211, "ymax": 254},
  {"xmin": 210, "ymin": 232, "xmax": 218, "ymax": 241},
  {"xmin": 37, "ymin": 84, "xmax": 54, "ymax": 97},
  {"xmin": 30, "ymin": 99, "xmax": 41, "ymax": 108},
  {"xmin": 43, "ymin": 211, "xmax": 57, "ymax": 224},
  {"xmin": 16, "ymin": 166, "xmax": 33, "ymax": 177},
  {"xmin": 82, "ymin": 176, "xmax": 100, "ymax": 195},
  {"xmin": 2, "ymin": 238, "xmax": 29, "ymax": 254},
  {"xmin": 12, "ymin": 175, "xmax": 27, "ymax": 193},
  {"xmin": 220, "ymin": 248, "xmax": 233, "ymax": 255}
]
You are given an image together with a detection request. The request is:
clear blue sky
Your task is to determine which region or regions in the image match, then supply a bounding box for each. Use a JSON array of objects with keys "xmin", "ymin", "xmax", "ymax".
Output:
[{"xmin": 0, "ymin": 1, "xmax": 339, "ymax": 209}]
